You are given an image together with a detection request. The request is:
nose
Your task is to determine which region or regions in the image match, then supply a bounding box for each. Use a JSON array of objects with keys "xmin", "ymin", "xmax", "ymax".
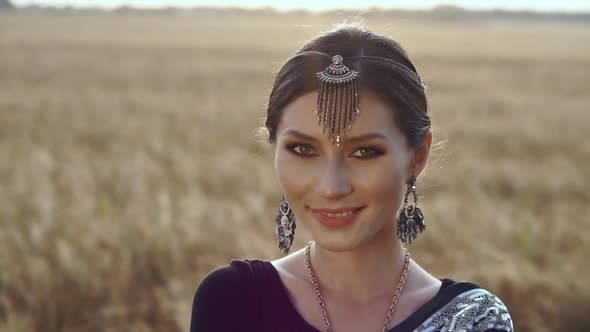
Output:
[{"xmin": 317, "ymin": 157, "xmax": 353, "ymax": 199}]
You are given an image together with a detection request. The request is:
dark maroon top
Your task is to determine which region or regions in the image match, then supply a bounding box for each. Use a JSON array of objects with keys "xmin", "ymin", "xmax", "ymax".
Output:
[{"xmin": 190, "ymin": 259, "xmax": 507, "ymax": 332}]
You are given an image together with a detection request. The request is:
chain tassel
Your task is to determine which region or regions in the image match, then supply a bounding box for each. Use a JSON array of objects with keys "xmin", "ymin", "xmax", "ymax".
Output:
[{"xmin": 316, "ymin": 55, "xmax": 360, "ymax": 145}]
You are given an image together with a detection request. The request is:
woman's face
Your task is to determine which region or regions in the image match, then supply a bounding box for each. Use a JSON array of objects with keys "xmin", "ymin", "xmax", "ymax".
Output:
[{"xmin": 274, "ymin": 89, "xmax": 429, "ymax": 251}]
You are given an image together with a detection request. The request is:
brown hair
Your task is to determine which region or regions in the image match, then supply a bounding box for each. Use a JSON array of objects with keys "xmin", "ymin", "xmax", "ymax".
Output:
[{"xmin": 263, "ymin": 25, "xmax": 430, "ymax": 149}]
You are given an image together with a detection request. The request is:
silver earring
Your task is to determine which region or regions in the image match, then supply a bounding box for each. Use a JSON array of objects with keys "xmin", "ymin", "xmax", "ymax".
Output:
[
  {"xmin": 275, "ymin": 195, "xmax": 296, "ymax": 254},
  {"xmin": 396, "ymin": 175, "xmax": 426, "ymax": 244}
]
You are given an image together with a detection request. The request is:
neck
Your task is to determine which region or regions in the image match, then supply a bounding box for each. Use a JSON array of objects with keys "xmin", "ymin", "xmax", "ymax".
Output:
[{"xmin": 307, "ymin": 224, "xmax": 408, "ymax": 305}]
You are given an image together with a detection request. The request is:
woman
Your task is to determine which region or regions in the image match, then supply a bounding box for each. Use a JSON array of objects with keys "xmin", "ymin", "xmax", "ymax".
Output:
[{"xmin": 190, "ymin": 25, "xmax": 513, "ymax": 332}]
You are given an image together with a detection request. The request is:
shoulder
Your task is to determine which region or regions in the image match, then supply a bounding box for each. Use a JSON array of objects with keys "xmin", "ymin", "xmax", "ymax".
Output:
[
  {"xmin": 419, "ymin": 280, "xmax": 514, "ymax": 332},
  {"xmin": 195, "ymin": 260, "xmax": 256, "ymax": 292},
  {"xmin": 190, "ymin": 260, "xmax": 260, "ymax": 331}
]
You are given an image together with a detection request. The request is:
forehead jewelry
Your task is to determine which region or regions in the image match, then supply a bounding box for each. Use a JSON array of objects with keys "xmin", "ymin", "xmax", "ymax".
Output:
[{"xmin": 316, "ymin": 55, "xmax": 360, "ymax": 146}]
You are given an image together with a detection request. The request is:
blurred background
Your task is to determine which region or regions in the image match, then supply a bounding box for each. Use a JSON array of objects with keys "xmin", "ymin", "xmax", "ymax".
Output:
[{"xmin": 0, "ymin": 0, "xmax": 589, "ymax": 331}]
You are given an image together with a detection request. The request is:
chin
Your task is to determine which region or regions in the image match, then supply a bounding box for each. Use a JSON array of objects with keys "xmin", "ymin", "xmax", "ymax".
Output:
[
  {"xmin": 311, "ymin": 233, "xmax": 363, "ymax": 252},
  {"xmin": 309, "ymin": 219, "xmax": 392, "ymax": 254}
]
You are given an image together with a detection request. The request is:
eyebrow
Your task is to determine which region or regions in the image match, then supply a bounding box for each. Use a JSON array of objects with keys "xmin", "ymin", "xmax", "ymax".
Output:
[{"xmin": 283, "ymin": 129, "xmax": 387, "ymax": 144}]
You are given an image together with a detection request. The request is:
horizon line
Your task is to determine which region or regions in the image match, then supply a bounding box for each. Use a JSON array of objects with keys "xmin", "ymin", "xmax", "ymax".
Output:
[{"xmin": 8, "ymin": 3, "xmax": 590, "ymax": 15}]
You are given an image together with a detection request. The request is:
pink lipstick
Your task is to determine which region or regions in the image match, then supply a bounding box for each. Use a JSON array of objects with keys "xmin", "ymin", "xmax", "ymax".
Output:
[{"xmin": 308, "ymin": 206, "xmax": 365, "ymax": 228}]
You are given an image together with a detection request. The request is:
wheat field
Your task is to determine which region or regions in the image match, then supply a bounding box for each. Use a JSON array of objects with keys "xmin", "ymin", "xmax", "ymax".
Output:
[{"xmin": 0, "ymin": 10, "xmax": 589, "ymax": 332}]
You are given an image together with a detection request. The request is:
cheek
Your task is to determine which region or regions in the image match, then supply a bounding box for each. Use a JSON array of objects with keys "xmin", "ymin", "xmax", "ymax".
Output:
[
  {"xmin": 350, "ymin": 161, "xmax": 405, "ymax": 201},
  {"xmin": 274, "ymin": 150, "xmax": 313, "ymax": 202},
  {"xmin": 350, "ymin": 151, "xmax": 410, "ymax": 208}
]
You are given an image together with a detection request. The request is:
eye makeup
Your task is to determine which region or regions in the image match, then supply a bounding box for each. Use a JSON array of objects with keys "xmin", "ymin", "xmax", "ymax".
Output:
[
  {"xmin": 285, "ymin": 142, "xmax": 386, "ymax": 160},
  {"xmin": 285, "ymin": 143, "xmax": 317, "ymax": 158},
  {"xmin": 350, "ymin": 146, "xmax": 385, "ymax": 159}
]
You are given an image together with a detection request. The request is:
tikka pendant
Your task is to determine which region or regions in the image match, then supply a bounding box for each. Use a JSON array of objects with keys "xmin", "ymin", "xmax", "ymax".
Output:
[
  {"xmin": 397, "ymin": 175, "xmax": 426, "ymax": 245},
  {"xmin": 316, "ymin": 55, "xmax": 360, "ymax": 145},
  {"xmin": 275, "ymin": 196, "xmax": 296, "ymax": 254}
]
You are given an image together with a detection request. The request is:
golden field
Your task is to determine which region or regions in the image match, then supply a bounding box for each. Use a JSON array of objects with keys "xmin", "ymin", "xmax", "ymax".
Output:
[{"xmin": 0, "ymin": 10, "xmax": 589, "ymax": 332}]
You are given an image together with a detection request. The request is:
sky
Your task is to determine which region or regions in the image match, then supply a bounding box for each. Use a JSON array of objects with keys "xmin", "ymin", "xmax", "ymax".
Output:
[{"xmin": 11, "ymin": 0, "xmax": 590, "ymax": 13}]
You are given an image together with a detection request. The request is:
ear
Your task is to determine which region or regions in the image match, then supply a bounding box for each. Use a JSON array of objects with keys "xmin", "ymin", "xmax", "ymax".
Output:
[{"xmin": 410, "ymin": 130, "xmax": 432, "ymax": 178}]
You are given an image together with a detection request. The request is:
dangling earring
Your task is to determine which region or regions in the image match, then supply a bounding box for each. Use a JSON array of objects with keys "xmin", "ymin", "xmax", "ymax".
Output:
[
  {"xmin": 396, "ymin": 175, "xmax": 426, "ymax": 244},
  {"xmin": 275, "ymin": 195, "xmax": 296, "ymax": 254}
]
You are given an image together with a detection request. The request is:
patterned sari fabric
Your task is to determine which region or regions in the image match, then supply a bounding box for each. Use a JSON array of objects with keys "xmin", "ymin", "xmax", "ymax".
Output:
[{"xmin": 413, "ymin": 288, "xmax": 513, "ymax": 332}]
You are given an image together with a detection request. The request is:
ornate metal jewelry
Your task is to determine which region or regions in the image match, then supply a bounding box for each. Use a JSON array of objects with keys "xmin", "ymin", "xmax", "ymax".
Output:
[
  {"xmin": 316, "ymin": 55, "xmax": 360, "ymax": 146},
  {"xmin": 412, "ymin": 288, "xmax": 513, "ymax": 331},
  {"xmin": 304, "ymin": 241, "xmax": 410, "ymax": 332},
  {"xmin": 396, "ymin": 175, "xmax": 426, "ymax": 245},
  {"xmin": 275, "ymin": 195, "xmax": 296, "ymax": 254}
]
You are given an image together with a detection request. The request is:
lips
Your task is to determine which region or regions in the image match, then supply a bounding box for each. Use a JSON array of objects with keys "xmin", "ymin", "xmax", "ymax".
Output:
[
  {"xmin": 319, "ymin": 210, "xmax": 356, "ymax": 218},
  {"xmin": 308, "ymin": 206, "xmax": 365, "ymax": 228}
]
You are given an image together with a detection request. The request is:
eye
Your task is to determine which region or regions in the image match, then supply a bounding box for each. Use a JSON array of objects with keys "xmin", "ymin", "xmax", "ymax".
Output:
[
  {"xmin": 287, "ymin": 144, "xmax": 317, "ymax": 157},
  {"xmin": 350, "ymin": 147, "xmax": 384, "ymax": 159}
]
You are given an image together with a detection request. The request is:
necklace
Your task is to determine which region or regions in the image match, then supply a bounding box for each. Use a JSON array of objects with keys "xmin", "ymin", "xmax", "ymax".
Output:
[{"xmin": 304, "ymin": 241, "xmax": 410, "ymax": 332}]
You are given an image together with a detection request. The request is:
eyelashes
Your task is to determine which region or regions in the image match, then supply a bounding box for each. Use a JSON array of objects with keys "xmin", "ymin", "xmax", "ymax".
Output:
[
  {"xmin": 287, "ymin": 144, "xmax": 316, "ymax": 157},
  {"xmin": 285, "ymin": 143, "xmax": 385, "ymax": 159},
  {"xmin": 351, "ymin": 147, "xmax": 385, "ymax": 159}
]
